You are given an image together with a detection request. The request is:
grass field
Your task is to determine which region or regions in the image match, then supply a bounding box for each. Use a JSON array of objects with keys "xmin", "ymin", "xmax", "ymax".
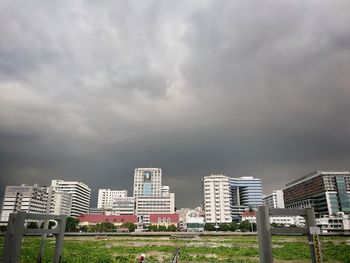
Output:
[{"xmin": 0, "ymin": 235, "xmax": 350, "ymax": 262}]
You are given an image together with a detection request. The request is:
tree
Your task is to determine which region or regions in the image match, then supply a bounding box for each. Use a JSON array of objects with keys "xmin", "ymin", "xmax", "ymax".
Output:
[
  {"xmin": 147, "ymin": 225, "xmax": 158, "ymax": 232},
  {"xmin": 158, "ymin": 225, "xmax": 167, "ymax": 231},
  {"xmin": 167, "ymin": 225, "xmax": 177, "ymax": 232},
  {"xmin": 65, "ymin": 217, "xmax": 80, "ymax": 232},
  {"xmin": 204, "ymin": 223, "xmax": 215, "ymax": 231},
  {"xmin": 251, "ymin": 222, "xmax": 257, "ymax": 231},
  {"xmin": 271, "ymin": 222, "xmax": 279, "ymax": 228},
  {"xmin": 80, "ymin": 225, "xmax": 88, "ymax": 232},
  {"xmin": 219, "ymin": 223, "xmax": 230, "ymax": 231},
  {"xmin": 121, "ymin": 222, "xmax": 136, "ymax": 232},
  {"xmin": 229, "ymin": 222, "xmax": 239, "ymax": 231},
  {"xmin": 97, "ymin": 222, "xmax": 116, "ymax": 232},
  {"xmin": 239, "ymin": 220, "xmax": 251, "ymax": 232}
]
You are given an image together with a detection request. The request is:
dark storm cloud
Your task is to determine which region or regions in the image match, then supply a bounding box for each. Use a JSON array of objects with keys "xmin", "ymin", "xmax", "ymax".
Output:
[{"xmin": 1, "ymin": 0, "xmax": 350, "ymax": 207}]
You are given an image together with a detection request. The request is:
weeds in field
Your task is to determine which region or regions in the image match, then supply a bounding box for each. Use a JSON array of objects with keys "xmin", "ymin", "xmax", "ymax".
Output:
[{"xmin": 0, "ymin": 235, "xmax": 349, "ymax": 262}]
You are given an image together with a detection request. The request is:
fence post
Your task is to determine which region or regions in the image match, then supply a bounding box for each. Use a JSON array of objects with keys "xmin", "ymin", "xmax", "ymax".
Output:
[
  {"xmin": 2, "ymin": 211, "xmax": 27, "ymax": 263},
  {"xmin": 305, "ymin": 207, "xmax": 317, "ymax": 263},
  {"xmin": 53, "ymin": 216, "xmax": 66, "ymax": 263},
  {"xmin": 257, "ymin": 205, "xmax": 273, "ymax": 263}
]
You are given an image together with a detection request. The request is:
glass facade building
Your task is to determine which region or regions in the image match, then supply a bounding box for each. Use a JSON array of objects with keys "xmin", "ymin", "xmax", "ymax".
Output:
[
  {"xmin": 202, "ymin": 175, "xmax": 264, "ymax": 223},
  {"xmin": 229, "ymin": 176, "xmax": 264, "ymax": 219},
  {"xmin": 283, "ymin": 171, "xmax": 350, "ymax": 217}
]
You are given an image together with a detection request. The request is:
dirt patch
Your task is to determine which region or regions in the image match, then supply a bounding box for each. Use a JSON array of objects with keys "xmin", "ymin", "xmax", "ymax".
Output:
[{"xmin": 109, "ymin": 241, "xmax": 172, "ymax": 247}]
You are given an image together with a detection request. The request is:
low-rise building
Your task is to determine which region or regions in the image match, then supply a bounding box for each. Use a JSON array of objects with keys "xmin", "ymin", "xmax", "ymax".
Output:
[
  {"xmin": 186, "ymin": 217, "xmax": 205, "ymax": 232},
  {"xmin": 78, "ymin": 214, "xmax": 138, "ymax": 227},
  {"xmin": 149, "ymin": 213, "xmax": 179, "ymax": 227},
  {"xmin": 177, "ymin": 207, "xmax": 205, "ymax": 232},
  {"xmin": 316, "ymin": 213, "xmax": 350, "ymax": 234},
  {"xmin": 240, "ymin": 211, "xmax": 305, "ymax": 227}
]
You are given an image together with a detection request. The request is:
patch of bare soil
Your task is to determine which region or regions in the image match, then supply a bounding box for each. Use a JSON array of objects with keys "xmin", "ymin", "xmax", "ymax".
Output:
[{"xmin": 109, "ymin": 241, "xmax": 171, "ymax": 247}]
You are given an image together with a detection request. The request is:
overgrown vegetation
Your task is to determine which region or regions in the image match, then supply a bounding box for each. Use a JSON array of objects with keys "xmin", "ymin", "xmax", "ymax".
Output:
[
  {"xmin": 147, "ymin": 224, "xmax": 177, "ymax": 232},
  {"xmin": 0, "ymin": 235, "xmax": 349, "ymax": 262},
  {"xmin": 204, "ymin": 220, "xmax": 256, "ymax": 232}
]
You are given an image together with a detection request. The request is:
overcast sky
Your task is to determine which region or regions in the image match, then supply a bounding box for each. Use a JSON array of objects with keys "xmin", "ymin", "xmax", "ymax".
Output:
[{"xmin": 1, "ymin": 0, "xmax": 350, "ymax": 208}]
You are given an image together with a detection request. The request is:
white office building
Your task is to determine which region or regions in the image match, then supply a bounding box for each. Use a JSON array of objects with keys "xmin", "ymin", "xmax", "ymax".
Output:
[
  {"xmin": 47, "ymin": 186, "xmax": 72, "ymax": 215},
  {"xmin": 97, "ymin": 189, "xmax": 127, "ymax": 209},
  {"xmin": 113, "ymin": 197, "xmax": 135, "ymax": 215},
  {"xmin": 202, "ymin": 174, "xmax": 232, "ymax": 224},
  {"xmin": 264, "ymin": 190, "xmax": 285, "ymax": 209},
  {"xmin": 202, "ymin": 175, "xmax": 264, "ymax": 223},
  {"xmin": 133, "ymin": 168, "xmax": 175, "ymax": 225},
  {"xmin": 51, "ymin": 180, "xmax": 91, "ymax": 217},
  {"xmin": 133, "ymin": 168, "xmax": 162, "ymax": 197},
  {"xmin": 0, "ymin": 185, "xmax": 48, "ymax": 225},
  {"xmin": 135, "ymin": 194, "xmax": 175, "ymax": 224}
]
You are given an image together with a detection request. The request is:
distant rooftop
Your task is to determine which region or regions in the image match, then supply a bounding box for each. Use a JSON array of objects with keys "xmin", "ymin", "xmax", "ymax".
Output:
[{"xmin": 285, "ymin": 170, "xmax": 350, "ymax": 188}]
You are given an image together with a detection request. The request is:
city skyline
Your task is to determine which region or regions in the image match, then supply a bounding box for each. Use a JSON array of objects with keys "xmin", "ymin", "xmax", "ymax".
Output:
[
  {"xmin": 1, "ymin": 1, "xmax": 350, "ymax": 208},
  {"xmin": 1, "ymin": 168, "xmax": 347, "ymax": 209}
]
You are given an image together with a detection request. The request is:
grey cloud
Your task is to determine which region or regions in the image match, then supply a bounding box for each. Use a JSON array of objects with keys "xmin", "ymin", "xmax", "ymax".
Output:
[{"xmin": 1, "ymin": 0, "xmax": 350, "ymax": 207}]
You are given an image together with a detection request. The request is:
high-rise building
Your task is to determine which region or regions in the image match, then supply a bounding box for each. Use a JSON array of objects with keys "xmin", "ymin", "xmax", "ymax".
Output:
[
  {"xmin": 0, "ymin": 185, "xmax": 48, "ymax": 225},
  {"xmin": 47, "ymin": 186, "xmax": 72, "ymax": 215},
  {"xmin": 230, "ymin": 176, "xmax": 264, "ymax": 208},
  {"xmin": 133, "ymin": 168, "xmax": 175, "ymax": 225},
  {"xmin": 230, "ymin": 176, "xmax": 264, "ymax": 219},
  {"xmin": 133, "ymin": 168, "xmax": 162, "ymax": 197},
  {"xmin": 97, "ymin": 189, "xmax": 127, "ymax": 209},
  {"xmin": 51, "ymin": 180, "xmax": 91, "ymax": 217},
  {"xmin": 202, "ymin": 174, "xmax": 232, "ymax": 224},
  {"xmin": 264, "ymin": 190, "xmax": 285, "ymax": 209},
  {"xmin": 283, "ymin": 171, "xmax": 350, "ymax": 217},
  {"xmin": 202, "ymin": 175, "xmax": 264, "ymax": 223}
]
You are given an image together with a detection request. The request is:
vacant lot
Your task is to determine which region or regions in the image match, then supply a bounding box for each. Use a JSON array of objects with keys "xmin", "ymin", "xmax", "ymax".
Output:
[{"xmin": 0, "ymin": 235, "xmax": 349, "ymax": 262}]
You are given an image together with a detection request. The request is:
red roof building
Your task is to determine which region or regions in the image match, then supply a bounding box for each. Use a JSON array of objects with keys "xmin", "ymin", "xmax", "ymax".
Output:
[
  {"xmin": 149, "ymin": 213, "xmax": 179, "ymax": 227},
  {"xmin": 240, "ymin": 211, "xmax": 256, "ymax": 217},
  {"xmin": 240, "ymin": 211, "xmax": 257, "ymax": 223},
  {"xmin": 78, "ymin": 214, "xmax": 137, "ymax": 226}
]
